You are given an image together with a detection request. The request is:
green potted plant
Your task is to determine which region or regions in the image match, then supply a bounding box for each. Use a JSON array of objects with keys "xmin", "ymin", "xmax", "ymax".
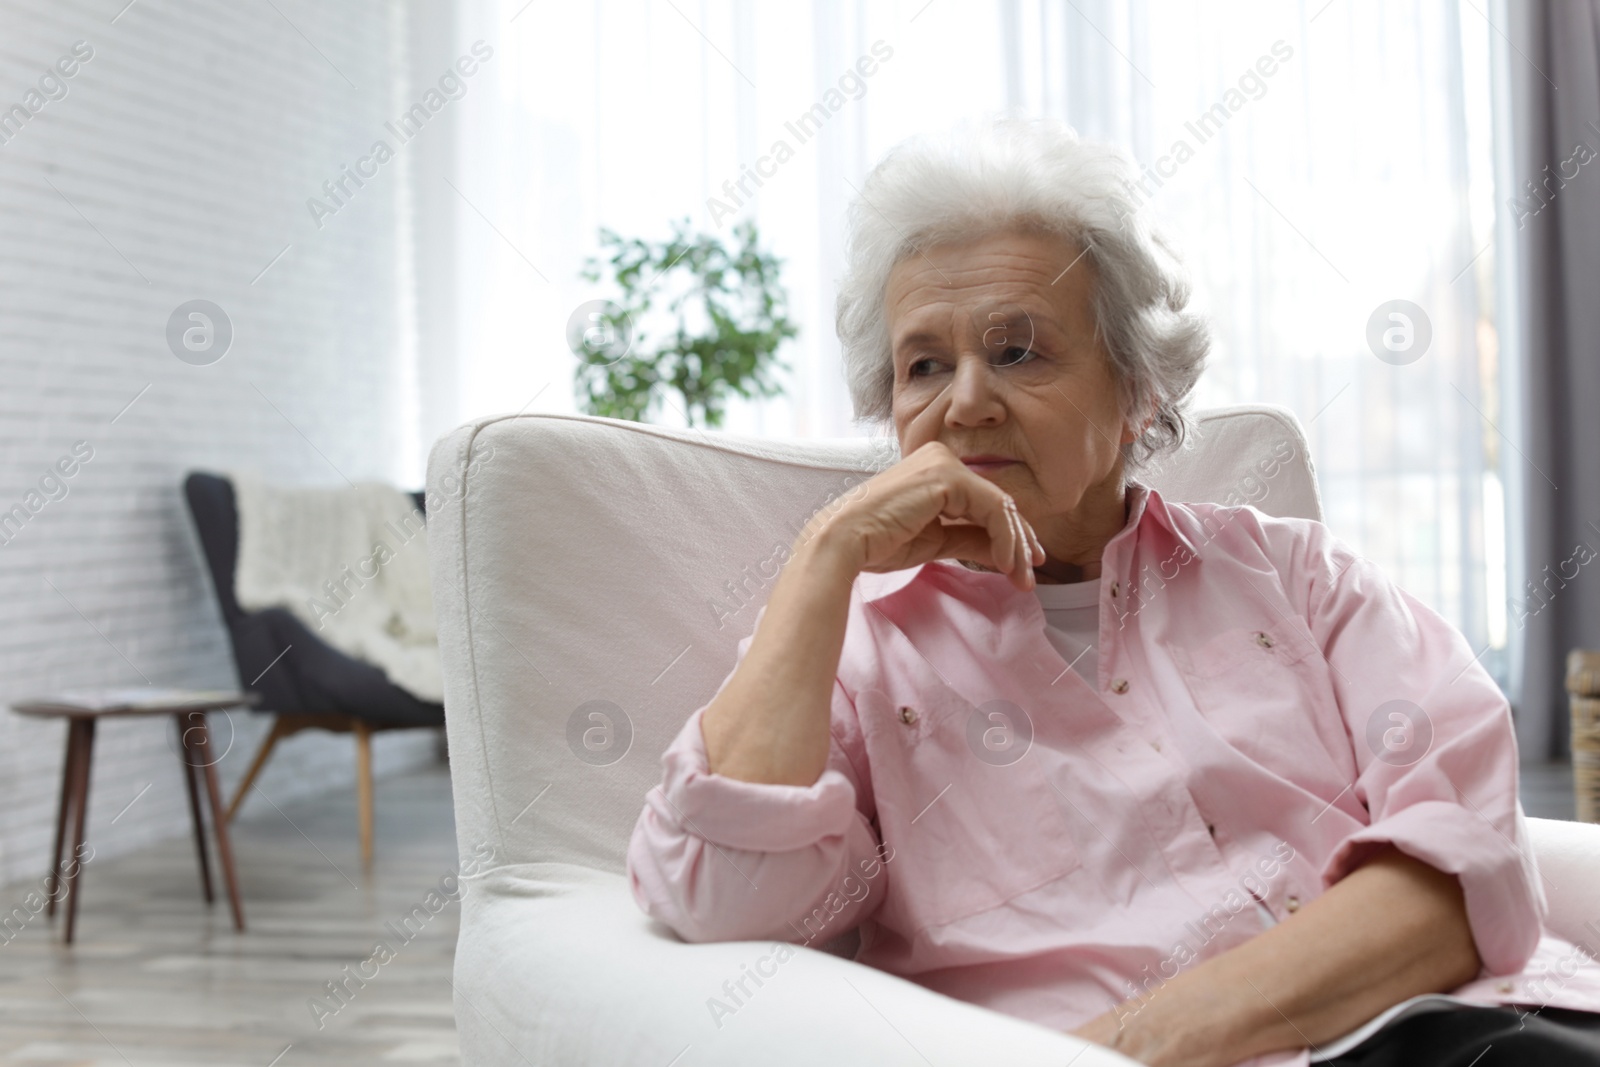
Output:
[{"xmin": 572, "ymin": 217, "xmax": 797, "ymax": 428}]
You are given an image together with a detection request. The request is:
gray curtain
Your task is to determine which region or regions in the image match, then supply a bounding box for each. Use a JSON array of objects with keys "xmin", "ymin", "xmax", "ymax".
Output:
[{"xmin": 1511, "ymin": 0, "xmax": 1600, "ymax": 762}]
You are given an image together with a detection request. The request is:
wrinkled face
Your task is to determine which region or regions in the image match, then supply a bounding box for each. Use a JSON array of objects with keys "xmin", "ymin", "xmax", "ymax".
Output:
[{"xmin": 886, "ymin": 228, "xmax": 1138, "ymax": 535}]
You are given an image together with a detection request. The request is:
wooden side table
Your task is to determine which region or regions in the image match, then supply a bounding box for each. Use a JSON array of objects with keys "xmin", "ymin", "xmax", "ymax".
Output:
[{"xmin": 9, "ymin": 688, "xmax": 259, "ymax": 943}]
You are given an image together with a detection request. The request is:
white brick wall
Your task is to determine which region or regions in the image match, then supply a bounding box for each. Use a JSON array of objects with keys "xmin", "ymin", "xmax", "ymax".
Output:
[{"xmin": 0, "ymin": 0, "xmax": 448, "ymax": 887}]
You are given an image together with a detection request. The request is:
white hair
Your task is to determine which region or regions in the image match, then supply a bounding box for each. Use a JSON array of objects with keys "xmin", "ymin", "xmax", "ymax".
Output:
[{"xmin": 835, "ymin": 115, "xmax": 1209, "ymax": 476}]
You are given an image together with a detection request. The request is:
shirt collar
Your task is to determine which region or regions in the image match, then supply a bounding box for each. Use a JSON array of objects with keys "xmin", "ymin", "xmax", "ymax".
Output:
[{"xmin": 856, "ymin": 479, "xmax": 1198, "ymax": 604}]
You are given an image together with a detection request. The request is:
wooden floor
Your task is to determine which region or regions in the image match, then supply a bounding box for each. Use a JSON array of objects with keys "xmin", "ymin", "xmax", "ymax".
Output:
[{"xmin": 0, "ymin": 763, "xmax": 462, "ymax": 1066}]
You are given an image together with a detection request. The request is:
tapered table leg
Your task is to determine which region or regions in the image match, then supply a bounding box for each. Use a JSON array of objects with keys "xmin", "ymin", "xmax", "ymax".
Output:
[
  {"xmin": 185, "ymin": 712, "xmax": 245, "ymax": 931},
  {"xmin": 355, "ymin": 720, "xmax": 374, "ymax": 871},
  {"xmin": 46, "ymin": 723, "xmax": 78, "ymax": 919},
  {"xmin": 176, "ymin": 714, "xmax": 215, "ymax": 903},
  {"xmin": 62, "ymin": 718, "xmax": 95, "ymax": 945}
]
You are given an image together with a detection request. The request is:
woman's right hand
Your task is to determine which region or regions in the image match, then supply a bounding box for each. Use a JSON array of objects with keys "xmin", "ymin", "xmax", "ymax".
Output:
[{"xmin": 807, "ymin": 440, "xmax": 1046, "ymax": 590}]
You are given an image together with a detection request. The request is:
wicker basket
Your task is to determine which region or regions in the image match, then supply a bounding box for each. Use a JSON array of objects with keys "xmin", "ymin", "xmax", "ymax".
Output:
[{"xmin": 1565, "ymin": 649, "xmax": 1600, "ymax": 823}]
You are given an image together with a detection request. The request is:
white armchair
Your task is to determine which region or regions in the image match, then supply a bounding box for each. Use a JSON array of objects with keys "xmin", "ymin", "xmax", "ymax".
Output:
[{"xmin": 426, "ymin": 404, "xmax": 1600, "ymax": 1066}]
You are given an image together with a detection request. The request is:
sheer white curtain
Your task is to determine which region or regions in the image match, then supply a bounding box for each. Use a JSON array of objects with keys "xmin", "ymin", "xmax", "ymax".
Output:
[
  {"xmin": 446, "ymin": 0, "xmax": 1012, "ymax": 439},
  {"xmin": 998, "ymin": 0, "xmax": 1508, "ymax": 681},
  {"xmin": 443, "ymin": 0, "xmax": 1510, "ymax": 681}
]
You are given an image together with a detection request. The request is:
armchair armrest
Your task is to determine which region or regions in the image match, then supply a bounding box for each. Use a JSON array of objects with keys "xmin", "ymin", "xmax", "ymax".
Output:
[
  {"xmin": 1528, "ymin": 815, "xmax": 1600, "ymax": 948},
  {"xmin": 453, "ymin": 863, "xmax": 1143, "ymax": 1067}
]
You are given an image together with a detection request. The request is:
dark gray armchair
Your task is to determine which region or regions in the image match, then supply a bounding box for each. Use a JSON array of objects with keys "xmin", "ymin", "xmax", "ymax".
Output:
[{"xmin": 183, "ymin": 471, "xmax": 445, "ymax": 868}]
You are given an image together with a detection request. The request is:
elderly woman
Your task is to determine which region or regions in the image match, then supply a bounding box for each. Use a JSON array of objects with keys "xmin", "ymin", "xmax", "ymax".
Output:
[{"xmin": 626, "ymin": 118, "xmax": 1600, "ymax": 1067}]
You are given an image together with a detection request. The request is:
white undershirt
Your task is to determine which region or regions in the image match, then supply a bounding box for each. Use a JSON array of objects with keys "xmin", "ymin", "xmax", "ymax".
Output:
[{"xmin": 1031, "ymin": 579, "xmax": 1102, "ymax": 689}]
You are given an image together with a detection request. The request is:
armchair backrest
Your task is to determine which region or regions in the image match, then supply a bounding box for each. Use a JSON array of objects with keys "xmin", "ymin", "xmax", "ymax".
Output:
[
  {"xmin": 185, "ymin": 472, "xmax": 250, "ymax": 628},
  {"xmin": 182, "ymin": 470, "xmax": 427, "ymax": 704},
  {"xmin": 426, "ymin": 404, "xmax": 1322, "ymax": 875}
]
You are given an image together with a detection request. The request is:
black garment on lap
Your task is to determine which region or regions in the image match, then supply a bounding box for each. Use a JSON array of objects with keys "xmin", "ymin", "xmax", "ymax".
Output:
[{"xmin": 1323, "ymin": 1005, "xmax": 1600, "ymax": 1067}]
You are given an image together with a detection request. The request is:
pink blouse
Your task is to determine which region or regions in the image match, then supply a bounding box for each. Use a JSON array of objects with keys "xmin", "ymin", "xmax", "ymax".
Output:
[{"xmin": 627, "ymin": 480, "xmax": 1600, "ymax": 1066}]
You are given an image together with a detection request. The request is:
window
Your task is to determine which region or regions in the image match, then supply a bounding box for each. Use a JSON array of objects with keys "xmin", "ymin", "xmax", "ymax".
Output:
[{"xmin": 455, "ymin": 0, "xmax": 1511, "ymax": 682}]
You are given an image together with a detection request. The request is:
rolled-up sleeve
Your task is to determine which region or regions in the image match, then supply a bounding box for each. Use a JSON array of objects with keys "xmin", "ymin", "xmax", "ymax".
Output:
[
  {"xmin": 625, "ymin": 618, "xmax": 888, "ymax": 947},
  {"xmin": 1305, "ymin": 528, "xmax": 1547, "ymax": 976}
]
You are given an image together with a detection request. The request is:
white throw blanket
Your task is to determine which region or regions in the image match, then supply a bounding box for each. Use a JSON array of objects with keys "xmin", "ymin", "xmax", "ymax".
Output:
[{"xmin": 230, "ymin": 472, "xmax": 443, "ymax": 704}]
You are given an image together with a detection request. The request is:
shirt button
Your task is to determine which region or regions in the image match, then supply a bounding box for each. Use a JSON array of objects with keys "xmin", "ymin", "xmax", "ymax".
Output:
[
  {"xmin": 1497, "ymin": 980, "xmax": 1516, "ymax": 994},
  {"xmin": 898, "ymin": 705, "xmax": 918, "ymax": 725},
  {"xmin": 1110, "ymin": 580, "xmax": 1120, "ymax": 598},
  {"xmin": 1285, "ymin": 895, "xmax": 1301, "ymax": 913},
  {"xmin": 1111, "ymin": 678, "xmax": 1129, "ymax": 694},
  {"xmin": 1150, "ymin": 739, "xmax": 1162, "ymax": 752},
  {"xmin": 1255, "ymin": 631, "xmax": 1275, "ymax": 648},
  {"xmin": 1206, "ymin": 822, "xmax": 1217, "ymax": 837}
]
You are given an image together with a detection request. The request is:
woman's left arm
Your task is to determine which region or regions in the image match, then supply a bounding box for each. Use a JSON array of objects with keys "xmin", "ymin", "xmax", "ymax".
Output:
[
  {"xmin": 1069, "ymin": 841, "xmax": 1481, "ymax": 1066},
  {"xmin": 1074, "ymin": 523, "xmax": 1548, "ymax": 1065}
]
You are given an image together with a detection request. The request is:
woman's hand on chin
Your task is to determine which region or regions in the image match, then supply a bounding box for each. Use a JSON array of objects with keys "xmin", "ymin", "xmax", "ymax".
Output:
[{"xmin": 805, "ymin": 439, "xmax": 1045, "ymax": 590}]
